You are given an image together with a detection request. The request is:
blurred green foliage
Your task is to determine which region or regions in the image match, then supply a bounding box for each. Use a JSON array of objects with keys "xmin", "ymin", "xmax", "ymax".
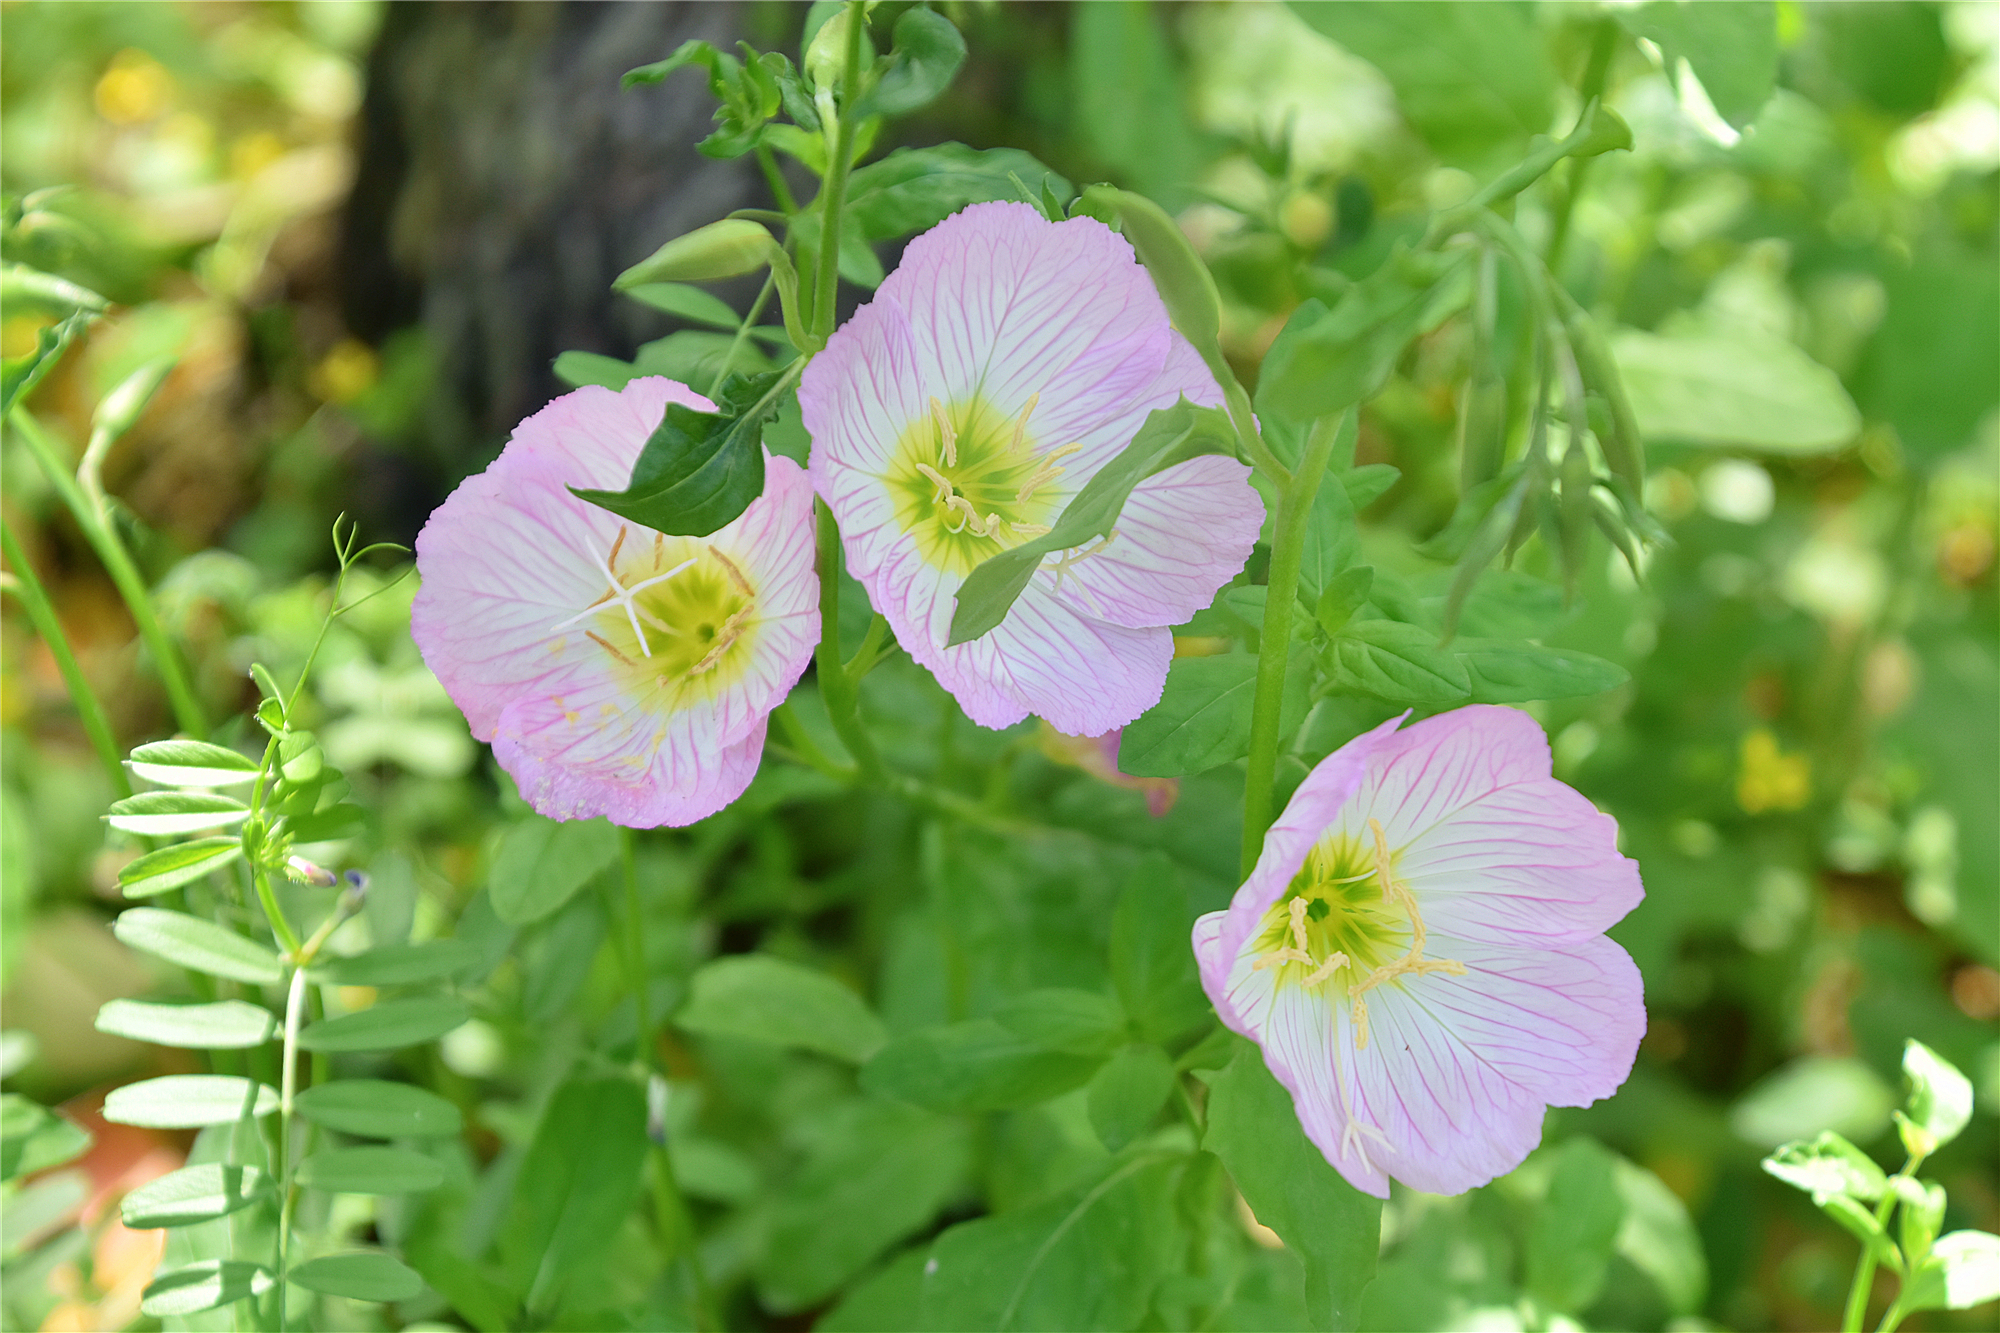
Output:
[{"xmin": 1, "ymin": 3, "xmax": 1995, "ymax": 1332}]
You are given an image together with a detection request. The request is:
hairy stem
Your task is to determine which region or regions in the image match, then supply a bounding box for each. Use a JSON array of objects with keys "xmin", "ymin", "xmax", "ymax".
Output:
[
  {"xmin": 9, "ymin": 407, "xmax": 208, "ymax": 738},
  {"xmin": 1239, "ymin": 411, "xmax": 1344, "ymax": 877},
  {"xmin": 810, "ymin": 0, "xmax": 867, "ymax": 343},
  {"xmin": 0, "ymin": 515, "xmax": 129, "ymax": 796}
]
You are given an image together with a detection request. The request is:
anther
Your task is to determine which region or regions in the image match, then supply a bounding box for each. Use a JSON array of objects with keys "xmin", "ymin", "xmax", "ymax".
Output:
[
  {"xmin": 688, "ymin": 605, "xmax": 755, "ymax": 675},
  {"xmin": 1015, "ymin": 441, "xmax": 1083, "ymax": 503},
  {"xmin": 585, "ymin": 630, "xmax": 634, "ymax": 666},
  {"xmin": 1007, "ymin": 392, "xmax": 1041, "ymax": 453},
  {"xmin": 708, "ymin": 546, "xmax": 755, "ymax": 597},
  {"xmin": 914, "ymin": 462, "xmax": 954, "ymax": 505},
  {"xmin": 931, "ymin": 397, "xmax": 958, "ymax": 468}
]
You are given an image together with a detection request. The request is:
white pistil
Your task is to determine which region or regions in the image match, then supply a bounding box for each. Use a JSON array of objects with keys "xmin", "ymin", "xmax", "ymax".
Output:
[{"xmin": 548, "ymin": 525, "xmax": 697, "ymax": 659}]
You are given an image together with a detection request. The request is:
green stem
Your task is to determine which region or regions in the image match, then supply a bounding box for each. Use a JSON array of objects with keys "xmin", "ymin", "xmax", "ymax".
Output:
[
  {"xmin": 814, "ymin": 498, "xmax": 885, "ymax": 779},
  {"xmin": 708, "ymin": 272, "xmax": 778, "ymax": 400},
  {"xmin": 810, "ymin": 1, "xmax": 867, "ymax": 343},
  {"xmin": 607, "ymin": 829, "xmax": 714, "ymax": 1329},
  {"xmin": 1844, "ymin": 1154, "xmax": 1923, "ymax": 1333},
  {"xmin": 1239, "ymin": 411, "xmax": 1344, "ymax": 877},
  {"xmin": 769, "ymin": 701, "xmax": 857, "ymax": 782},
  {"xmin": 755, "ymin": 143, "xmax": 798, "ymax": 214},
  {"xmin": 1221, "ymin": 380, "xmax": 1290, "ymax": 487},
  {"xmin": 274, "ymin": 962, "xmax": 309, "ymax": 1332},
  {"xmin": 1546, "ymin": 18, "xmax": 1619, "ymax": 270},
  {"xmin": 251, "ymin": 863, "xmax": 304, "ymax": 959},
  {"xmin": 844, "ymin": 611, "xmax": 891, "ymax": 678},
  {"xmin": 0, "ymin": 516, "xmax": 129, "ymax": 796},
  {"xmin": 10, "ymin": 407, "xmax": 208, "ymax": 738}
]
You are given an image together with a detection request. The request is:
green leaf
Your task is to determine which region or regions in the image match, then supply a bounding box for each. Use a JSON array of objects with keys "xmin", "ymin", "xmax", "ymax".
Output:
[
  {"xmin": 126, "ymin": 740, "xmax": 260, "ymax": 788},
  {"xmin": 1298, "ymin": 453, "xmax": 1361, "ymax": 602},
  {"xmin": 1730, "ymin": 1055, "xmax": 1896, "ymax": 1149},
  {"xmin": 1315, "ymin": 567, "xmax": 1375, "ymax": 640},
  {"xmin": 277, "ymin": 730, "xmax": 323, "ymax": 784},
  {"xmin": 297, "ymin": 1146, "xmax": 447, "ymax": 1195},
  {"xmin": 294, "ymin": 1079, "xmax": 464, "ymax": 1139},
  {"xmin": 1899, "ymin": 1231, "xmax": 2000, "ymax": 1313},
  {"xmin": 1898, "ymin": 1039, "xmax": 1975, "ymax": 1155},
  {"xmin": 499, "ymin": 1076, "xmax": 648, "ymax": 1313},
  {"xmin": 1258, "ymin": 251, "xmax": 1474, "ymax": 425},
  {"xmin": 288, "ymin": 1251, "xmax": 425, "ymax": 1303},
  {"xmin": 756, "ymin": 1100, "xmax": 971, "ymax": 1313},
  {"xmin": 1068, "ymin": 1, "xmax": 1203, "ymax": 207},
  {"xmin": 621, "ymin": 281, "xmax": 743, "ymax": 329},
  {"xmin": 552, "ymin": 349, "xmax": 641, "ymax": 392},
  {"xmin": 94, "ymin": 999, "xmax": 274, "ymax": 1049},
  {"xmin": 297, "ymin": 995, "xmax": 470, "ymax": 1053},
  {"xmin": 633, "ymin": 329, "xmax": 776, "ymax": 390},
  {"xmin": 0, "ymin": 1096, "xmax": 89, "ymax": 1181},
  {"xmin": 1610, "ymin": 1156, "xmax": 1709, "ymax": 1318},
  {"xmin": 1760, "ymin": 1131, "xmax": 1890, "ymax": 1203},
  {"xmin": 1120, "ymin": 648, "xmax": 1313, "ymax": 777},
  {"xmin": 1087, "ymin": 1046, "xmax": 1177, "ymax": 1152},
  {"xmin": 862, "ymin": 1019, "xmax": 1105, "ymax": 1112},
  {"xmin": 0, "ymin": 267, "xmax": 99, "ymax": 414},
  {"xmin": 1525, "ymin": 1137, "xmax": 1626, "ymax": 1314},
  {"xmin": 863, "ymin": 6, "xmax": 965, "ymax": 115},
  {"xmin": 569, "ymin": 370, "xmax": 779, "ymax": 539},
  {"xmin": 676, "ymin": 953, "xmax": 887, "ymax": 1062},
  {"xmin": 1289, "ymin": 2, "xmax": 1555, "ymax": 163},
  {"xmin": 311, "ymin": 940, "xmax": 481, "ymax": 986},
  {"xmin": 1327, "ymin": 620, "xmax": 1471, "ymax": 704},
  {"xmin": 948, "ymin": 398, "xmax": 1237, "ymax": 645},
  {"xmin": 1900, "ymin": 1179, "xmax": 1948, "ymax": 1269},
  {"xmin": 120, "ymin": 1164, "xmax": 272, "ymax": 1229},
  {"xmin": 846, "ymin": 144, "xmax": 1075, "ymax": 243},
  {"xmin": 1204, "ymin": 1041, "xmax": 1380, "ymax": 1330},
  {"xmin": 992, "ymin": 989, "xmax": 1126, "ymax": 1057},
  {"xmin": 285, "ymin": 801, "xmax": 366, "ymax": 843},
  {"xmin": 1081, "ymin": 185, "xmax": 1223, "ymax": 364},
  {"xmin": 112, "ymin": 908, "xmax": 284, "ymax": 986},
  {"xmin": 1820, "ymin": 1192, "xmax": 1902, "ymax": 1269},
  {"xmin": 1610, "ymin": 325, "xmax": 1861, "ymax": 454},
  {"xmin": 116, "ymin": 837, "xmax": 245, "ymax": 898},
  {"xmin": 613, "ymin": 218, "xmax": 779, "ymax": 288},
  {"xmin": 104, "ymin": 790, "xmax": 250, "ymax": 836},
  {"xmin": 487, "ymin": 815, "xmax": 620, "ymax": 927},
  {"xmin": 103, "ymin": 1075, "xmax": 277, "ymax": 1128},
  {"xmin": 139, "ymin": 1259, "xmax": 274, "ymax": 1317},
  {"xmin": 1454, "ymin": 639, "xmax": 1629, "ymax": 703},
  {"xmin": 920, "ymin": 1155, "xmax": 1183, "ymax": 1331},
  {"xmin": 1110, "ymin": 857, "xmax": 1212, "ymax": 1043},
  {"xmin": 1618, "ymin": 2, "xmax": 1777, "ymax": 129}
]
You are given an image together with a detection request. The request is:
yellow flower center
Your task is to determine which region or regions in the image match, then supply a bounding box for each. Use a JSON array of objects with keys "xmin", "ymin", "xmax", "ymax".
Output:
[
  {"xmin": 1253, "ymin": 818, "xmax": 1467, "ymax": 1049},
  {"xmin": 548, "ymin": 526, "xmax": 760, "ymax": 708},
  {"xmin": 887, "ymin": 394, "xmax": 1079, "ymax": 576}
]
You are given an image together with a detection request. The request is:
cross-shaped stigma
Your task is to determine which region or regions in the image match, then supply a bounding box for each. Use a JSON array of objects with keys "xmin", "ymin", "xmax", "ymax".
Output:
[{"xmin": 548, "ymin": 526, "xmax": 696, "ymax": 659}]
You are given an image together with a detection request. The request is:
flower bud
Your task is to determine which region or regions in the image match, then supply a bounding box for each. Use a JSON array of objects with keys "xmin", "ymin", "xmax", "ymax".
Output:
[{"xmin": 613, "ymin": 219, "xmax": 779, "ymax": 289}]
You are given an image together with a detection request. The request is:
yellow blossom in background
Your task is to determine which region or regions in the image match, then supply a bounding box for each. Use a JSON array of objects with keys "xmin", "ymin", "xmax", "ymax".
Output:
[
  {"xmin": 93, "ymin": 50, "xmax": 173, "ymax": 124},
  {"xmin": 311, "ymin": 337, "xmax": 378, "ymax": 404},
  {"xmin": 1738, "ymin": 728, "xmax": 1811, "ymax": 814}
]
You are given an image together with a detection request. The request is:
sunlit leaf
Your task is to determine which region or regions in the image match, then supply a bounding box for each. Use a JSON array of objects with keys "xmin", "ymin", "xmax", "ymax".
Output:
[
  {"xmin": 113, "ymin": 909, "xmax": 284, "ymax": 986},
  {"xmin": 94, "ymin": 999, "xmax": 274, "ymax": 1049},
  {"xmin": 103, "ymin": 1076, "xmax": 277, "ymax": 1129},
  {"xmin": 121, "ymin": 1164, "xmax": 272, "ymax": 1229}
]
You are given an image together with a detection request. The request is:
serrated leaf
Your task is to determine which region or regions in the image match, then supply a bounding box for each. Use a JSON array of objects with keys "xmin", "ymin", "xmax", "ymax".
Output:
[
  {"xmin": 121, "ymin": 1164, "xmax": 272, "ymax": 1229},
  {"xmin": 861, "ymin": 1019, "xmax": 1104, "ymax": 1112},
  {"xmin": 845, "ymin": 144, "xmax": 1074, "ymax": 243},
  {"xmin": 103, "ymin": 1076, "xmax": 277, "ymax": 1128},
  {"xmin": 116, "ymin": 837, "xmax": 245, "ymax": 898},
  {"xmin": 488, "ymin": 815, "xmax": 620, "ymax": 926},
  {"xmin": 948, "ymin": 398, "xmax": 1238, "ymax": 646},
  {"xmin": 1121, "ymin": 649, "xmax": 1312, "ymax": 777},
  {"xmin": 311, "ymin": 940, "xmax": 480, "ymax": 987},
  {"xmin": 569, "ymin": 370, "xmax": 777, "ymax": 539},
  {"xmin": 297, "ymin": 995, "xmax": 469, "ymax": 1053},
  {"xmin": 1328, "ymin": 620, "xmax": 1471, "ymax": 703},
  {"xmin": 1204, "ymin": 1040, "xmax": 1380, "ymax": 1329},
  {"xmin": 94, "ymin": 999, "xmax": 274, "ymax": 1049},
  {"xmin": 139, "ymin": 1260, "xmax": 274, "ymax": 1317},
  {"xmin": 287, "ymin": 1251, "xmax": 424, "ymax": 1303},
  {"xmin": 294, "ymin": 1080, "xmax": 463, "ymax": 1139},
  {"xmin": 1455, "ymin": 639, "xmax": 1629, "ymax": 703},
  {"xmin": 113, "ymin": 908, "xmax": 284, "ymax": 986},
  {"xmin": 677, "ymin": 954, "xmax": 886, "ymax": 1063},
  {"xmin": 104, "ymin": 790, "xmax": 250, "ymax": 836},
  {"xmin": 126, "ymin": 740, "xmax": 260, "ymax": 788},
  {"xmin": 297, "ymin": 1146, "xmax": 446, "ymax": 1195}
]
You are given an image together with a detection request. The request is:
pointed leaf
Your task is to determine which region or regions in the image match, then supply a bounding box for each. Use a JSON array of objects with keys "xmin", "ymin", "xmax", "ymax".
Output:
[
  {"xmin": 117, "ymin": 837, "xmax": 245, "ymax": 898},
  {"xmin": 488, "ymin": 814, "xmax": 620, "ymax": 926},
  {"xmin": 1120, "ymin": 647, "xmax": 1313, "ymax": 778},
  {"xmin": 1327, "ymin": 620, "xmax": 1472, "ymax": 703},
  {"xmin": 992, "ymin": 989, "xmax": 1126, "ymax": 1057},
  {"xmin": 0, "ymin": 1096, "xmax": 89, "ymax": 1181},
  {"xmin": 677, "ymin": 954, "xmax": 887, "ymax": 1063},
  {"xmin": 139, "ymin": 1260, "xmax": 274, "ymax": 1317},
  {"xmin": 104, "ymin": 791, "xmax": 250, "ymax": 836},
  {"xmin": 1899, "ymin": 1039, "xmax": 1974, "ymax": 1154},
  {"xmin": 294, "ymin": 1080, "xmax": 463, "ymax": 1139},
  {"xmin": 862, "ymin": 1019, "xmax": 1104, "ymax": 1112},
  {"xmin": 113, "ymin": 909, "xmax": 283, "ymax": 986},
  {"xmin": 845, "ymin": 144, "xmax": 1074, "ymax": 243},
  {"xmin": 862, "ymin": 6, "xmax": 966, "ymax": 116},
  {"xmin": 126, "ymin": 741, "xmax": 260, "ymax": 788},
  {"xmin": 570, "ymin": 371, "xmax": 779, "ymax": 538}
]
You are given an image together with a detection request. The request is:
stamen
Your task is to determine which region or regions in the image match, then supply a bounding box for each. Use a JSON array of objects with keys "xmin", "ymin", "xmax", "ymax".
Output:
[
  {"xmin": 1352, "ymin": 995, "xmax": 1370, "ymax": 1050},
  {"xmin": 1249, "ymin": 894, "xmax": 1346, "ymax": 989},
  {"xmin": 688, "ymin": 605, "xmax": 756, "ymax": 675},
  {"xmin": 914, "ymin": 462, "xmax": 954, "ymax": 504},
  {"xmin": 1339, "ymin": 816, "xmax": 1467, "ymax": 1041},
  {"xmin": 708, "ymin": 546, "xmax": 755, "ymax": 597},
  {"xmin": 585, "ymin": 630, "xmax": 633, "ymax": 667},
  {"xmin": 931, "ymin": 397, "xmax": 958, "ymax": 468},
  {"xmin": 942, "ymin": 495, "xmax": 1000, "ymax": 538},
  {"xmin": 607, "ymin": 525, "xmax": 629, "ymax": 570},
  {"xmin": 1015, "ymin": 441, "xmax": 1083, "ymax": 503},
  {"xmin": 548, "ymin": 535, "xmax": 699, "ymax": 658},
  {"xmin": 1007, "ymin": 392, "xmax": 1040, "ymax": 453},
  {"xmin": 1008, "ymin": 522, "xmax": 1053, "ymax": 538}
]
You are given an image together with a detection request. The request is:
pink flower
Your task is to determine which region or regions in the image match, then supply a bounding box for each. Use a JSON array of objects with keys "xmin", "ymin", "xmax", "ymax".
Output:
[
  {"xmin": 799, "ymin": 201, "xmax": 1263, "ymax": 736},
  {"xmin": 1194, "ymin": 705, "xmax": 1645, "ymax": 1197},
  {"xmin": 1036, "ymin": 723, "xmax": 1179, "ymax": 817},
  {"xmin": 412, "ymin": 377, "xmax": 819, "ymax": 827}
]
